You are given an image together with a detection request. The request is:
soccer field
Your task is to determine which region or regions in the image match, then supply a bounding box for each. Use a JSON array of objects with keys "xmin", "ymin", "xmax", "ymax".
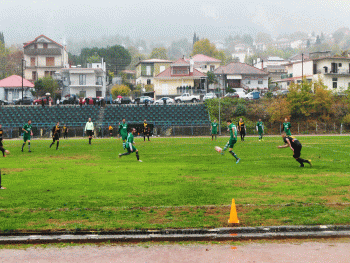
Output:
[{"xmin": 1, "ymin": 135, "xmax": 350, "ymax": 231}]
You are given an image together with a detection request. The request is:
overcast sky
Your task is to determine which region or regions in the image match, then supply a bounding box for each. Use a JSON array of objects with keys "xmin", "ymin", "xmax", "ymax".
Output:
[{"xmin": 1, "ymin": 0, "xmax": 350, "ymax": 46}]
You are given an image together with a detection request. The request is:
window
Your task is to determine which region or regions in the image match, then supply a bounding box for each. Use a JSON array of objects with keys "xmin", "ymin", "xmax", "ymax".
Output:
[
  {"xmin": 333, "ymin": 82, "xmax": 337, "ymax": 89},
  {"xmin": 147, "ymin": 79, "xmax": 151, "ymax": 85},
  {"xmin": 44, "ymin": 71, "xmax": 50, "ymax": 77},
  {"xmin": 79, "ymin": 74, "xmax": 86, "ymax": 85},
  {"xmin": 96, "ymin": 91, "xmax": 102, "ymax": 97},
  {"xmin": 246, "ymin": 80, "xmax": 251, "ymax": 84},
  {"xmin": 96, "ymin": 76, "xmax": 102, "ymax": 85},
  {"xmin": 210, "ymin": 65, "xmax": 215, "ymax": 71},
  {"xmin": 30, "ymin": 57, "xmax": 35, "ymax": 67},
  {"xmin": 146, "ymin": 66, "xmax": 151, "ymax": 76},
  {"xmin": 32, "ymin": 71, "xmax": 37, "ymax": 81},
  {"xmin": 46, "ymin": 57, "xmax": 55, "ymax": 67},
  {"xmin": 43, "ymin": 43, "xmax": 48, "ymax": 49},
  {"xmin": 332, "ymin": 78, "xmax": 338, "ymax": 82},
  {"xmin": 339, "ymin": 63, "xmax": 342, "ymax": 67},
  {"xmin": 258, "ymin": 79, "xmax": 263, "ymax": 84},
  {"xmin": 34, "ymin": 44, "xmax": 37, "ymax": 49}
]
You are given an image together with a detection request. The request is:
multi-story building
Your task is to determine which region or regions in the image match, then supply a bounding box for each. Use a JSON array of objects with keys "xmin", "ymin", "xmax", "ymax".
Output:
[
  {"xmin": 153, "ymin": 58, "xmax": 206, "ymax": 97},
  {"xmin": 135, "ymin": 59, "xmax": 173, "ymax": 86},
  {"xmin": 214, "ymin": 62, "xmax": 268, "ymax": 92},
  {"xmin": 60, "ymin": 61, "xmax": 107, "ymax": 98},
  {"xmin": 23, "ymin": 35, "xmax": 68, "ymax": 82},
  {"xmin": 275, "ymin": 51, "xmax": 350, "ymax": 90},
  {"xmin": 254, "ymin": 57, "xmax": 288, "ymax": 82}
]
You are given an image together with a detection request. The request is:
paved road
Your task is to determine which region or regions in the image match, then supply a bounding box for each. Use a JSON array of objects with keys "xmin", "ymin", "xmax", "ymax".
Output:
[{"xmin": 1, "ymin": 240, "xmax": 350, "ymax": 263}]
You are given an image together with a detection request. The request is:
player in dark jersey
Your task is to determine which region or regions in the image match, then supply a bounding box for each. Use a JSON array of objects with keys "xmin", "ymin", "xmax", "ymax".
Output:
[
  {"xmin": 278, "ymin": 131, "xmax": 311, "ymax": 167},
  {"xmin": 0, "ymin": 124, "xmax": 9, "ymax": 157},
  {"xmin": 143, "ymin": 119, "xmax": 150, "ymax": 141},
  {"xmin": 237, "ymin": 118, "xmax": 246, "ymax": 141},
  {"xmin": 63, "ymin": 124, "xmax": 68, "ymax": 139},
  {"xmin": 50, "ymin": 122, "xmax": 61, "ymax": 150}
]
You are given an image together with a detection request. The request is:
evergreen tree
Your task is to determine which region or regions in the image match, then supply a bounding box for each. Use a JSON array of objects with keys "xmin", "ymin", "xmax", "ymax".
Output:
[{"xmin": 0, "ymin": 32, "xmax": 4, "ymax": 45}]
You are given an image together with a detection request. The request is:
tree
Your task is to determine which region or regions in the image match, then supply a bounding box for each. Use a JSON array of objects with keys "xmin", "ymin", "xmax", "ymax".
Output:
[
  {"xmin": 312, "ymin": 79, "xmax": 334, "ymax": 121},
  {"xmin": 207, "ymin": 71, "xmax": 217, "ymax": 85},
  {"xmin": 242, "ymin": 34, "xmax": 254, "ymax": 46},
  {"xmin": 267, "ymin": 97, "xmax": 291, "ymax": 123},
  {"xmin": 87, "ymin": 55, "xmax": 101, "ymax": 63},
  {"xmin": 168, "ymin": 38, "xmax": 192, "ymax": 60},
  {"xmin": 33, "ymin": 77, "xmax": 59, "ymax": 97},
  {"xmin": 255, "ymin": 32, "xmax": 273, "ymax": 44},
  {"xmin": 192, "ymin": 39, "xmax": 226, "ymax": 62},
  {"xmin": 111, "ymin": 84, "xmax": 131, "ymax": 98},
  {"xmin": 127, "ymin": 46, "xmax": 146, "ymax": 69},
  {"xmin": 286, "ymin": 79, "xmax": 314, "ymax": 119},
  {"xmin": 0, "ymin": 32, "xmax": 4, "ymax": 45},
  {"xmin": 315, "ymin": 35, "xmax": 321, "ymax": 45},
  {"xmin": 0, "ymin": 42, "xmax": 10, "ymax": 79},
  {"xmin": 333, "ymin": 31, "xmax": 344, "ymax": 43},
  {"xmin": 149, "ymin": 47, "xmax": 168, "ymax": 60}
]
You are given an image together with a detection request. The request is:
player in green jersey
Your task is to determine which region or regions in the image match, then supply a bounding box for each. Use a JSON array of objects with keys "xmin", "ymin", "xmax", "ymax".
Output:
[
  {"xmin": 256, "ymin": 119, "xmax": 264, "ymax": 141},
  {"xmin": 222, "ymin": 119, "xmax": 240, "ymax": 164},
  {"xmin": 22, "ymin": 120, "xmax": 33, "ymax": 152},
  {"xmin": 119, "ymin": 118, "xmax": 128, "ymax": 150},
  {"xmin": 283, "ymin": 118, "xmax": 292, "ymax": 136},
  {"xmin": 119, "ymin": 128, "xmax": 142, "ymax": 162},
  {"xmin": 211, "ymin": 119, "xmax": 219, "ymax": 141}
]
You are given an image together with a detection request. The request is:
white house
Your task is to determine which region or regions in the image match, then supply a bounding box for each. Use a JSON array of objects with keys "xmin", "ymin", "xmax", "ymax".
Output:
[
  {"xmin": 60, "ymin": 60, "xmax": 107, "ymax": 98},
  {"xmin": 275, "ymin": 51, "xmax": 350, "ymax": 91},
  {"xmin": 23, "ymin": 35, "xmax": 69, "ymax": 82}
]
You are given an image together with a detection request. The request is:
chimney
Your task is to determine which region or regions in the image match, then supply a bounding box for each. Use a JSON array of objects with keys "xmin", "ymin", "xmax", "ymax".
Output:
[
  {"xmin": 261, "ymin": 60, "xmax": 264, "ymax": 70},
  {"xmin": 190, "ymin": 57, "xmax": 194, "ymax": 73}
]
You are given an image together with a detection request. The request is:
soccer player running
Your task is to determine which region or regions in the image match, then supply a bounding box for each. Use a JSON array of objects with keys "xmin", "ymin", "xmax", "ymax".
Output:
[
  {"xmin": 0, "ymin": 124, "xmax": 8, "ymax": 157},
  {"xmin": 119, "ymin": 118, "xmax": 128, "ymax": 150},
  {"xmin": 238, "ymin": 118, "xmax": 246, "ymax": 141},
  {"xmin": 119, "ymin": 128, "xmax": 142, "ymax": 162},
  {"xmin": 84, "ymin": 118, "xmax": 94, "ymax": 145},
  {"xmin": 143, "ymin": 119, "xmax": 150, "ymax": 141},
  {"xmin": 50, "ymin": 122, "xmax": 61, "ymax": 150},
  {"xmin": 283, "ymin": 118, "xmax": 292, "ymax": 136},
  {"xmin": 256, "ymin": 118, "xmax": 264, "ymax": 141},
  {"xmin": 222, "ymin": 119, "xmax": 241, "ymax": 164},
  {"xmin": 211, "ymin": 119, "xmax": 219, "ymax": 141},
  {"xmin": 278, "ymin": 132, "xmax": 311, "ymax": 167},
  {"xmin": 22, "ymin": 120, "xmax": 33, "ymax": 152},
  {"xmin": 63, "ymin": 124, "xmax": 68, "ymax": 139}
]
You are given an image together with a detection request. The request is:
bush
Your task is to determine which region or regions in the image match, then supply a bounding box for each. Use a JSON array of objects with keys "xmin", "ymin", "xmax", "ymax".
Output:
[{"xmin": 111, "ymin": 84, "xmax": 130, "ymax": 98}]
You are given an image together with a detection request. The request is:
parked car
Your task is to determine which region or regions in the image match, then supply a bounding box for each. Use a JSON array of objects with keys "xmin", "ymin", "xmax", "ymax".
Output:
[
  {"xmin": 134, "ymin": 96, "xmax": 154, "ymax": 104},
  {"xmin": 203, "ymin": 93, "xmax": 217, "ymax": 101},
  {"xmin": 154, "ymin": 97, "xmax": 175, "ymax": 105},
  {"xmin": 0, "ymin": 99, "xmax": 9, "ymax": 105},
  {"xmin": 14, "ymin": 96, "xmax": 33, "ymax": 105},
  {"xmin": 224, "ymin": 93, "xmax": 239, "ymax": 98},
  {"xmin": 245, "ymin": 91, "xmax": 261, "ymax": 100},
  {"xmin": 174, "ymin": 93, "xmax": 200, "ymax": 103},
  {"xmin": 115, "ymin": 97, "xmax": 132, "ymax": 104},
  {"xmin": 273, "ymin": 90, "xmax": 289, "ymax": 97},
  {"xmin": 33, "ymin": 96, "xmax": 53, "ymax": 105}
]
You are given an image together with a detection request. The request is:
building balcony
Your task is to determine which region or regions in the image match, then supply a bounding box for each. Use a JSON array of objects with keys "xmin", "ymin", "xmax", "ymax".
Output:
[
  {"xmin": 317, "ymin": 69, "xmax": 350, "ymax": 75},
  {"xmin": 24, "ymin": 48, "xmax": 62, "ymax": 56},
  {"xmin": 281, "ymin": 73, "xmax": 293, "ymax": 79}
]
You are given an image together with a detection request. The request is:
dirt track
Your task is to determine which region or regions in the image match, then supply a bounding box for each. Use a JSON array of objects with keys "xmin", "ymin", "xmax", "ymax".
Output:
[{"xmin": 1, "ymin": 240, "xmax": 350, "ymax": 263}]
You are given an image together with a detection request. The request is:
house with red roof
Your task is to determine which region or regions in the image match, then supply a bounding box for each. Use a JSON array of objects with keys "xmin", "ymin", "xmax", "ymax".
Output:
[
  {"xmin": 23, "ymin": 35, "xmax": 68, "ymax": 82},
  {"xmin": 153, "ymin": 57, "xmax": 207, "ymax": 97},
  {"xmin": 0, "ymin": 75, "xmax": 34, "ymax": 103},
  {"xmin": 135, "ymin": 59, "xmax": 173, "ymax": 87},
  {"xmin": 214, "ymin": 62, "xmax": 268, "ymax": 92}
]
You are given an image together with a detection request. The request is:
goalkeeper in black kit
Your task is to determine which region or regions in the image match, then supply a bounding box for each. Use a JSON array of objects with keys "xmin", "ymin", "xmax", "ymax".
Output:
[
  {"xmin": 278, "ymin": 132, "xmax": 311, "ymax": 167},
  {"xmin": 50, "ymin": 122, "xmax": 61, "ymax": 150}
]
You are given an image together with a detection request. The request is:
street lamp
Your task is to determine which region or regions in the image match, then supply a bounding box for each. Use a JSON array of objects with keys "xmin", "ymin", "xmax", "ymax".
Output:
[{"xmin": 21, "ymin": 58, "xmax": 26, "ymax": 103}]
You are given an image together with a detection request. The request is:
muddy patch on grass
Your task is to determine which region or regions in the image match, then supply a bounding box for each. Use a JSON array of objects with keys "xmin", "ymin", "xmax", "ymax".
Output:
[{"xmin": 1, "ymin": 168, "xmax": 28, "ymax": 175}]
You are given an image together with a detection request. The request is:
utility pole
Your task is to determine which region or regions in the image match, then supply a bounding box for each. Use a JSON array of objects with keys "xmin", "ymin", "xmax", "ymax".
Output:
[
  {"xmin": 301, "ymin": 53, "xmax": 304, "ymax": 84},
  {"xmin": 21, "ymin": 58, "xmax": 25, "ymax": 103}
]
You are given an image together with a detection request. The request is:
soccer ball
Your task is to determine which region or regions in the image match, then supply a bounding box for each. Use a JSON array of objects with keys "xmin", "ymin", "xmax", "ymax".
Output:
[
  {"xmin": 214, "ymin": 146, "xmax": 222, "ymax": 153},
  {"xmin": 5, "ymin": 150, "xmax": 10, "ymax": 155}
]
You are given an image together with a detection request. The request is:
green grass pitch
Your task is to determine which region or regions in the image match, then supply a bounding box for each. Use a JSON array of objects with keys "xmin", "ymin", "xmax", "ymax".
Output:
[{"xmin": 1, "ymin": 135, "xmax": 350, "ymax": 231}]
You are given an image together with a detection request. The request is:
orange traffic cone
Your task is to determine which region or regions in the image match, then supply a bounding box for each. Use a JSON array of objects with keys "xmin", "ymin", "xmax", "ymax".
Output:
[{"xmin": 228, "ymin": 198, "xmax": 239, "ymax": 224}]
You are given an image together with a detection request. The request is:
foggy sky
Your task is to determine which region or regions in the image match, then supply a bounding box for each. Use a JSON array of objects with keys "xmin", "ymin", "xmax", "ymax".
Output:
[{"xmin": 1, "ymin": 0, "xmax": 349, "ymax": 46}]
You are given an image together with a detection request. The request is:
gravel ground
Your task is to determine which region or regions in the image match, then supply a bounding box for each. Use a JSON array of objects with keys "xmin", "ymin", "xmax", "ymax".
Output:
[{"xmin": 1, "ymin": 240, "xmax": 350, "ymax": 263}]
